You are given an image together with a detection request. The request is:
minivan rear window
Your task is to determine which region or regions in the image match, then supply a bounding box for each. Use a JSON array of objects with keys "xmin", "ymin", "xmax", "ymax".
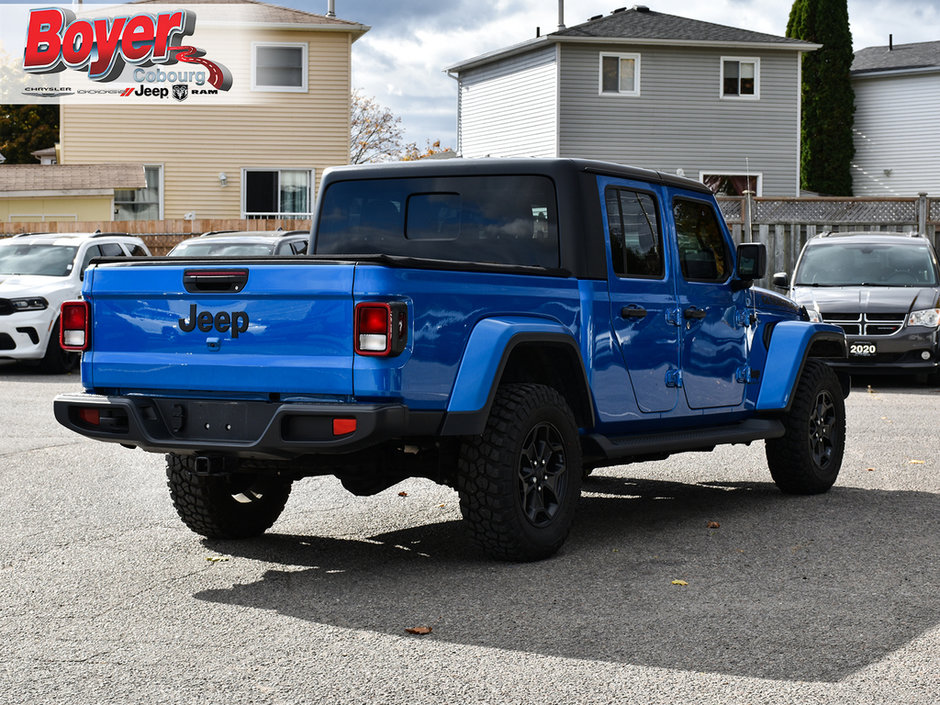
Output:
[{"xmin": 315, "ymin": 175, "xmax": 559, "ymax": 268}]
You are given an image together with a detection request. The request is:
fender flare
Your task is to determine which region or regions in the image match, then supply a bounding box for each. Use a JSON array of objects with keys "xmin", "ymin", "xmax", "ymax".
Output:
[
  {"xmin": 756, "ymin": 321, "xmax": 846, "ymax": 411},
  {"xmin": 440, "ymin": 316, "xmax": 593, "ymax": 436}
]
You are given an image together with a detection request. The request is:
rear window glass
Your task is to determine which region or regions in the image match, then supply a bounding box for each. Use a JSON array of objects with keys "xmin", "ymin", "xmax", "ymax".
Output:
[{"xmin": 315, "ymin": 176, "xmax": 559, "ymax": 268}]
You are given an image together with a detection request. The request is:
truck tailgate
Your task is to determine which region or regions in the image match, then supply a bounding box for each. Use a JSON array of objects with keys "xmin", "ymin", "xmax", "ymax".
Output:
[{"xmin": 84, "ymin": 261, "xmax": 355, "ymax": 396}]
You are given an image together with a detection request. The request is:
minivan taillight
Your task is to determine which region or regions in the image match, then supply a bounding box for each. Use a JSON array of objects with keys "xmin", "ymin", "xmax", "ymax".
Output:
[
  {"xmin": 354, "ymin": 302, "xmax": 407, "ymax": 356},
  {"xmin": 60, "ymin": 301, "xmax": 90, "ymax": 351}
]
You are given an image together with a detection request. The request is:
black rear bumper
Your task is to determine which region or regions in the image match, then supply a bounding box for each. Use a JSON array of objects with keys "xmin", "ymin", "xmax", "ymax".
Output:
[{"xmin": 53, "ymin": 393, "xmax": 443, "ymax": 459}]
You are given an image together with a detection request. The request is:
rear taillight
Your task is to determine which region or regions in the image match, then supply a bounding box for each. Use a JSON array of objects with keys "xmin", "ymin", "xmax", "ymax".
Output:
[
  {"xmin": 354, "ymin": 302, "xmax": 407, "ymax": 356},
  {"xmin": 60, "ymin": 301, "xmax": 90, "ymax": 351}
]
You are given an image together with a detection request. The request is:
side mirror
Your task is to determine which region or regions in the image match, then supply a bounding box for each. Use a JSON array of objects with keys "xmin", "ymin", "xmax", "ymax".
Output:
[
  {"xmin": 771, "ymin": 272, "xmax": 789, "ymax": 288},
  {"xmin": 732, "ymin": 242, "xmax": 766, "ymax": 289}
]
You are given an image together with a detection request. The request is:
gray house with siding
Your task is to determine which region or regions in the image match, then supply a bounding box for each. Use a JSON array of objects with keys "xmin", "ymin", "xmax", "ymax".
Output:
[
  {"xmin": 851, "ymin": 40, "xmax": 940, "ymax": 197},
  {"xmin": 446, "ymin": 6, "xmax": 818, "ymax": 197}
]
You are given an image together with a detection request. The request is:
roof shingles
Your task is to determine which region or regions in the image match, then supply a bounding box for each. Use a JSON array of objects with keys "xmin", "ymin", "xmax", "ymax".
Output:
[
  {"xmin": 852, "ymin": 40, "xmax": 940, "ymax": 74},
  {"xmin": 0, "ymin": 164, "xmax": 147, "ymax": 193},
  {"xmin": 132, "ymin": 0, "xmax": 365, "ymax": 29},
  {"xmin": 555, "ymin": 7, "xmax": 812, "ymax": 46},
  {"xmin": 448, "ymin": 6, "xmax": 816, "ymax": 72}
]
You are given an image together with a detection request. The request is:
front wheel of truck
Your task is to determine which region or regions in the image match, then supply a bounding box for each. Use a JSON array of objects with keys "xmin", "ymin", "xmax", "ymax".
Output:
[
  {"xmin": 765, "ymin": 359, "xmax": 846, "ymax": 494},
  {"xmin": 166, "ymin": 454, "xmax": 292, "ymax": 539},
  {"xmin": 457, "ymin": 383, "xmax": 582, "ymax": 562}
]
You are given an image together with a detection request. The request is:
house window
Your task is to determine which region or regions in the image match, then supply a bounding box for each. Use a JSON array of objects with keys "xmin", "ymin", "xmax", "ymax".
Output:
[
  {"xmin": 721, "ymin": 58, "xmax": 759, "ymax": 98},
  {"xmin": 701, "ymin": 173, "xmax": 761, "ymax": 196},
  {"xmin": 244, "ymin": 169, "xmax": 313, "ymax": 219},
  {"xmin": 600, "ymin": 53, "xmax": 640, "ymax": 96},
  {"xmin": 114, "ymin": 165, "xmax": 162, "ymax": 221},
  {"xmin": 252, "ymin": 43, "xmax": 307, "ymax": 92}
]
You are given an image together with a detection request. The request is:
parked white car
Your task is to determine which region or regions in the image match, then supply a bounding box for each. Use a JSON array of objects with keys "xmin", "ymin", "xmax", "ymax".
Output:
[{"xmin": 0, "ymin": 232, "xmax": 150, "ymax": 372}]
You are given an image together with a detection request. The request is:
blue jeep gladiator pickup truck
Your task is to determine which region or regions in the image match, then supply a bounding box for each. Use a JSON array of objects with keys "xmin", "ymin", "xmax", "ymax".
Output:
[{"xmin": 54, "ymin": 158, "xmax": 848, "ymax": 561}]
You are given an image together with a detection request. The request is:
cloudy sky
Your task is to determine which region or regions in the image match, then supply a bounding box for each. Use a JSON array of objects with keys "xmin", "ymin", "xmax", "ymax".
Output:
[
  {"xmin": 2, "ymin": 0, "xmax": 938, "ymax": 147},
  {"xmin": 306, "ymin": 0, "xmax": 940, "ymax": 149}
]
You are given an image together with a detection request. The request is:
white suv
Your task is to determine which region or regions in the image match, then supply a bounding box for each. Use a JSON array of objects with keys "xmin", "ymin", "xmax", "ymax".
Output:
[{"xmin": 0, "ymin": 232, "xmax": 150, "ymax": 372}]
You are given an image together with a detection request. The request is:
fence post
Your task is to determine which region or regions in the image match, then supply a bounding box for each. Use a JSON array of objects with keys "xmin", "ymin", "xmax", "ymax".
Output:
[{"xmin": 918, "ymin": 192, "xmax": 928, "ymax": 234}]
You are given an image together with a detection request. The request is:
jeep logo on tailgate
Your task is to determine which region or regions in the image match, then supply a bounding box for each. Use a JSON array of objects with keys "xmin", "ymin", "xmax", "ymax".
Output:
[{"xmin": 178, "ymin": 304, "xmax": 249, "ymax": 338}]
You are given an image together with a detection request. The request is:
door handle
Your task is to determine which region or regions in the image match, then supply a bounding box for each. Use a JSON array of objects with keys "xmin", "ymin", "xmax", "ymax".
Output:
[
  {"xmin": 621, "ymin": 305, "xmax": 648, "ymax": 319},
  {"xmin": 683, "ymin": 306, "xmax": 707, "ymax": 320}
]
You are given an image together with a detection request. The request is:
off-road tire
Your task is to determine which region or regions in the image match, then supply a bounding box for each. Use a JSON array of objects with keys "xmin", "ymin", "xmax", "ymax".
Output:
[
  {"xmin": 766, "ymin": 359, "xmax": 845, "ymax": 494},
  {"xmin": 457, "ymin": 383, "xmax": 582, "ymax": 561},
  {"xmin": 166, "ymin": 453, "xmax": 291, "ymax": 539},
  {"xmin": 38, "ymin": 318, "xmax": 79, "ymax": 374}
]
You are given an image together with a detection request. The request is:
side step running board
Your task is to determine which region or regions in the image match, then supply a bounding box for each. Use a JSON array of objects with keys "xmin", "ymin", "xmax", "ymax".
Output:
[{"xmin": 585, "ymin": 418, "xmax": 785, "ymax": 463}]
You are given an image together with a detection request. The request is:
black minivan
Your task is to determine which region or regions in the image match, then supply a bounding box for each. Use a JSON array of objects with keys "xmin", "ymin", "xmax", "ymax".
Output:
[{"xmin": 774, "ymin": 231, "xmax": 940, "ymax": 380}]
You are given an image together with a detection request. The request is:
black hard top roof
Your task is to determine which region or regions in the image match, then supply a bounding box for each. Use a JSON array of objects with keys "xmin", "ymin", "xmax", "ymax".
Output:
[{"xmin": 321, "ymin": 157, "xmax": 713, "ymax": 195}]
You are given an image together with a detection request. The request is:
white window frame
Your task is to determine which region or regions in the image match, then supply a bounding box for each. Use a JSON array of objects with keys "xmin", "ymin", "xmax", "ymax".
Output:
[
  {"xmin": 241, "ymin": 167, "xmax": 315, "ymax": 219},
  {"xmin": 113, "ymin": 164, "xmax": 164, "ymax": 221},
  {"xmin": 720, "ymin": 57, "xmax": 760, "ymax": 100},
  {"xmin": 699, "ymin": 171, "xmax": 763, "ymax": 197},
  {"xmin": 599, "ymin": 52, "xmax": 641, "ymax": 97},
  {"xmin": 251, "ymin": 42, "xmax": 308, "ymax": 93}
]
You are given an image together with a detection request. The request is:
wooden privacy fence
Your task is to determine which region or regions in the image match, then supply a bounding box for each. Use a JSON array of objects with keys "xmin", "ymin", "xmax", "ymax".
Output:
[
  {"xmin": 717, "ymin": 193, "xmax": 939, "ymax": 288},
  {"xmin": 2, "ymin": 196, "xmax": 938, "ymax": 281}
]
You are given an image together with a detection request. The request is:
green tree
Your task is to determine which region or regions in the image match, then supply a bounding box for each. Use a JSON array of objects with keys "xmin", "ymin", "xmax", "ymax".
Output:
[
  {"xmin": 0, "ymin": 104, "xmax": 59, "ymax": 164},
  {"xmin": 787, "ymin": 0, "xmax": 855, "ymax": 195}
]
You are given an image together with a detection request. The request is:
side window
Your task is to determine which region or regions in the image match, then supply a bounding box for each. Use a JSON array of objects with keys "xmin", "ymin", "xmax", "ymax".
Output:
[
  {"xmin": 114, "ymin": 164, "xmax": 162, "ymax": 220},
  {"xmin": 252, "ymin": 43, "xmax": 307, "ymax": 92},
  {"xmin": 289, "ymin": 239, "xmax": 308, "ymax": 255},
  {"xmin": 721, "ymin": 57, "xmax": 759, "ymax": 99},
  {"xmin": 99, "ymin": 243, "xmax": 125, "ymax": 257},
  {"xmin": 128, "ymin": 244, "xmax": 149, "ymax": 257},
  {"xmin": 244, "ymin": 169, "xmax": 312, "ymax": 219},
  {"xmin": 673, "ymin": 198, "xmax": 731, "ymax": 282},
  {"xmin": 599, "ymin": 53, "xmax": 640, "ymax": 96},
  {"xmin": 78, "ymin": 245, "xmax": 103, "ymax": 274},
  {"xmin": 604, "ymin": 188, "xmax": 663, "ymax": 278}
]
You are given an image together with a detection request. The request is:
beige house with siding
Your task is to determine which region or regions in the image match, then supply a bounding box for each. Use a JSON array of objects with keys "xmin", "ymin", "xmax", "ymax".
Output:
[
  {"xmin": 0, "ymin": 164, "xmax": 145, "ymax": 223},
  {"xmin": 59, "ymin": 0, "xmax": 368, "ymax": 221}
]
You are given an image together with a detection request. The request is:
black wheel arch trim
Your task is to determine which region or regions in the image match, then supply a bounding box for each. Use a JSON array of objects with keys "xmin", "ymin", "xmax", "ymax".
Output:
[{"xmin": 440, "ymin": 332, "xmax": 596, "ymax": 437}]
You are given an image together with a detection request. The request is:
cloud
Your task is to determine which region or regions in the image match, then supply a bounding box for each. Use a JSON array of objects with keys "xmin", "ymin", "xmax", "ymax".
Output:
[
  {"xmin": 4, "ymin": 0, "xmax": 934, "ymax": 150},
  {"xmin": 344, "ymin": 0, "xmax": 940, "ymax": 148}
]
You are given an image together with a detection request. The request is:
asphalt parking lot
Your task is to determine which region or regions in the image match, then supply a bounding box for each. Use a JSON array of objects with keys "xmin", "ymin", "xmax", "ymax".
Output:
[{"xmin": 1, "ymin": 364, "xmax": 937, "ymax": 704}]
